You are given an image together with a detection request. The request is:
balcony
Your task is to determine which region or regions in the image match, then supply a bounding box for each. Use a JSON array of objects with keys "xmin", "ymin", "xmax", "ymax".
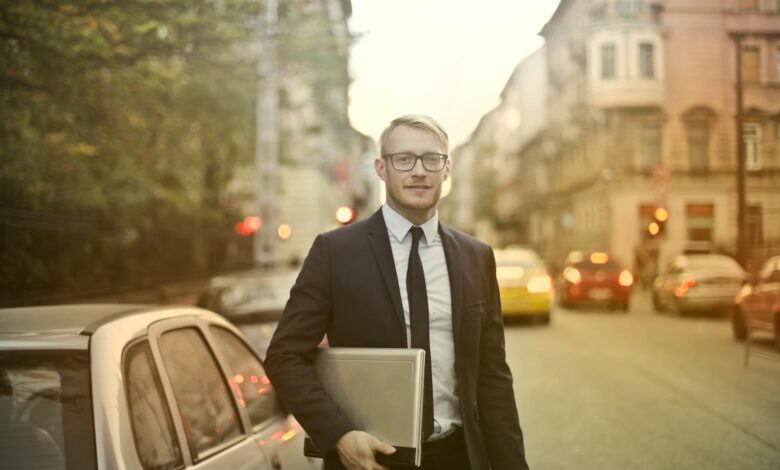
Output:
[{"xmin": 586, "ymin": 24, "xmax": 665, "ymax": 108}]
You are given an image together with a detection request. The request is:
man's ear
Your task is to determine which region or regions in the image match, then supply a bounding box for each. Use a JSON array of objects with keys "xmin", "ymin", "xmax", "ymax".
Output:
[
  {"xmin": 443, "ymin": 158, "xmax": 452, "ymax": 181},
  {"xmin": 374, "ymin": 157, "xmax": 387, "ymax": 182}
]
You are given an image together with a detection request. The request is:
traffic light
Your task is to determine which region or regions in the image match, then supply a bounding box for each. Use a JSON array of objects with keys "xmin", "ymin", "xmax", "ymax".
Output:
[
  {"xmin": 336, "ymin": 205, "xmax": 355, "ymax": 225},
  {"xmin": 647, "ymin": 207, "xmax": 668, "ymax": 239},
  {"xmin": 234, "ymin": 215, "xmax": 262, "ymax": 236}
]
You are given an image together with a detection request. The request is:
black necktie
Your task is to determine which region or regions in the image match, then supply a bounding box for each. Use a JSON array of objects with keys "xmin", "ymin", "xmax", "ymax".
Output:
[{"xmin": 407, "ymin": 226, "xmax": 434, "ymax": 440}]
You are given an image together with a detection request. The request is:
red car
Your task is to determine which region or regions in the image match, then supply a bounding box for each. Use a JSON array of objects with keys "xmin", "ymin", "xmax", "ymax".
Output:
[
  {"xmin": 733, "ymin": 256, "xmax": 780, "ymax": 349},
  {"xmin": 558, "ymin": 251, "xmax": 634, "ymax": 312}
]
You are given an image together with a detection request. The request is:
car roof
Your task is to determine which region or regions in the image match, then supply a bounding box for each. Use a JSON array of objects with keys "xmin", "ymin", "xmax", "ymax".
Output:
[
  {"xmin": 205, "ymin": 268, "xmax": 299, "ymax": 288},
  {"xmin": 0, "ymin": 304, "xmax": 179, "ymax": 336}
]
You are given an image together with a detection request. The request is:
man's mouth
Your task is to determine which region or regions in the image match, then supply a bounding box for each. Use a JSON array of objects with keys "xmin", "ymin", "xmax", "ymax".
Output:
[{"xmin": 406, "ymin": 185, "xmax": 430, "ymax": 192}]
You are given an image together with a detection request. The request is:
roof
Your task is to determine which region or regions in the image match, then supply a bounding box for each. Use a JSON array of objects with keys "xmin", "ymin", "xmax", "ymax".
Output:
[
  {"xmin": 0, "ymin": 304, "xmax": 160, "ymax": 335},
  {"xmin": 540, "ymin": 0, "xmax": 570, "ymax": 37}
]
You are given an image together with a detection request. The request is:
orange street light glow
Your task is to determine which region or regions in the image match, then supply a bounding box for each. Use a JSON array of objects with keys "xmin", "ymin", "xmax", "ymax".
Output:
[
  {"xmin": 336, "ymin": 205, "xmax": 355, "ymax": 224},
  {"xmin": 649, "ymin": 222, "xmax": 660, "ymax": 236},
  {"xmin": 277, "ymin": 224, "xmax": 292, "ymax": 240},
  {"xmin": 654, "ymin": 207, "xmax": 669, "ymax": 222},
  {"xmin": 590, "ymin": 252, "xmax": 609, "ymax": 264}
]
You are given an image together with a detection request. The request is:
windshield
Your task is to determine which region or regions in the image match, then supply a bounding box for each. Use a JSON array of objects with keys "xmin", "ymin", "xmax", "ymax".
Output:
[
  {"xmin": 686, "ymin": 256, "xmax": 743, "ymax": 272},
  {"xmin": 0, "ymin": 350, "xmax": 96, "ymax": 470}
]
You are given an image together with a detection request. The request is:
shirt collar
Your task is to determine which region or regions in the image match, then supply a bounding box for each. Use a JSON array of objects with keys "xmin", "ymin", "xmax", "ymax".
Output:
[{"xmin": 382, "ymin": 204, "xmax": 438, "ymax": 247}]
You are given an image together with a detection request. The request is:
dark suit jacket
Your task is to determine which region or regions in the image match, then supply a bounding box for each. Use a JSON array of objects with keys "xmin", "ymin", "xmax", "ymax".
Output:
[{"xmin": 264, "ymin": 209, "xmax": 528, "ymax": 470}]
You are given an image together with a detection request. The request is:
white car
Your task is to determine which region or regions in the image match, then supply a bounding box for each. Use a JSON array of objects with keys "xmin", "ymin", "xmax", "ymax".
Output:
[
  {"xmin": 652, "ymin": 254, "xmax": 747, "ymax": 315},
  {"xmin": 0, "ymin": 304, "xmax": 320, "ymax": 470}
]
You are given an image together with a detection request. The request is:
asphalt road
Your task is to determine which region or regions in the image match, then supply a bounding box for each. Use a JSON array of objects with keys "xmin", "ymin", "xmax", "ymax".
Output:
[{"xmin": 506, "ymin": 291, "xmax": 780, "ymax": 470}]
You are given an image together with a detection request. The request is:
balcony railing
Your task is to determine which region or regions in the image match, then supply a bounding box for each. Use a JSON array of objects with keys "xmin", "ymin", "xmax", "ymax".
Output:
[{"xmin": 590, "ymin": 0, "xmax": 663, "ymax": 23}]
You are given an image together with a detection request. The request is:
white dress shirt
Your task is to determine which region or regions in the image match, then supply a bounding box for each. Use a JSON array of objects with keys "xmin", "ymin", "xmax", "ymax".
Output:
[{"xmin": 381, "ymin": 204, "xmax": 462, "ymax": 439}]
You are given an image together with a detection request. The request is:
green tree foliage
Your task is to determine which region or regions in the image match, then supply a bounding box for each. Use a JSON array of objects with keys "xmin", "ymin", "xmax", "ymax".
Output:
[{"xmin": 0, "ymin": 0, "xmax": 262, "ymax": 304}]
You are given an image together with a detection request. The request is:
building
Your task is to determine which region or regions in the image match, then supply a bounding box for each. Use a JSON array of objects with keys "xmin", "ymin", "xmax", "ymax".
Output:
[
  {"xmin": 228, "ymin": 0, "xmax": 377, "ymax": 265},
  {"xmin": 443, "ymin": 47, "xmax": 548, "ymax": 246},
  {"xmin": 495, "ymin": 0, "xmax": 780, "ymax": 273}
]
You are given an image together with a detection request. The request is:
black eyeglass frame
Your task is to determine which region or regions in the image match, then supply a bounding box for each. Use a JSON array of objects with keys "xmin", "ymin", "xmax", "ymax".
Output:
[{"xmin": 381, "ymin": 153, "xmax": 449, "ymax": 172}]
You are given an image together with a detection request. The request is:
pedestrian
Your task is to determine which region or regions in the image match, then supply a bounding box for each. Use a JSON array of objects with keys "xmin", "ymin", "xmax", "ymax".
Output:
[{"xmin": 264, "ymin": 114, "xmax": 529, "ymax": 470}]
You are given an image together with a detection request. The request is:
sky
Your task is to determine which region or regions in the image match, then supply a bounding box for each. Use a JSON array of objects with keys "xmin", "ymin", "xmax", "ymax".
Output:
[{"xmin": 347, "ymin": 0, "xmax": 560, "ymax": 149}]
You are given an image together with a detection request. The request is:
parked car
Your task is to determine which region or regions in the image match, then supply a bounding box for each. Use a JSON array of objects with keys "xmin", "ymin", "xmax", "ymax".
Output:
[
  {"xmin": 494, "ymin": 247, "xmax": 553, "ymax": 323},
  {"xmin": 0, "ymin": 304, "xmax": 320, "ymax": 470},
  {"xmin": 558, "ymin": 251, "xmax": 634, "ymax": 311},
  {"xmin": 198, "ymin": 268, "xmax": 299, "ymax": 323},
  {"xmin": 652, "ymin": 254, "xmax": 747, "ymax": 315},
  {"xmin": 733, "ymin": 256, "xmax": 780, "ymax": 348}
]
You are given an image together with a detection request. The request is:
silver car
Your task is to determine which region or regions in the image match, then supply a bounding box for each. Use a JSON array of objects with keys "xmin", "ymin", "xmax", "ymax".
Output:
[
  {"xmin": 652, "ymin": 254, "xmax": 747, "ymax": 315},
  {"xmin": 0, "ymin": 304, "xmax": 320, "ymax": 470}
]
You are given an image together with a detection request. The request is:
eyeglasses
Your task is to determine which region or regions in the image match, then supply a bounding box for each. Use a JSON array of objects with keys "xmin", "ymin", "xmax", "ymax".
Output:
[{"xmin": 381, "ymin": 153, "xmax": 448, "ymax": 172}]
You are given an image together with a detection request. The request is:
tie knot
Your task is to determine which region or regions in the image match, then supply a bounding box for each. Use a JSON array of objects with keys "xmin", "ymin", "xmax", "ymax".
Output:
[{"xmin": 409, "ymin": 226, "xmax": 424, "ymax": 245}]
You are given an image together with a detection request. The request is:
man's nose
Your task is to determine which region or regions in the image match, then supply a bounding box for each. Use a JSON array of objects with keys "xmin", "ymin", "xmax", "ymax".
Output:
[{"xmin": 410, "ymin": 158, "xmax": 427, "ymax": 176}]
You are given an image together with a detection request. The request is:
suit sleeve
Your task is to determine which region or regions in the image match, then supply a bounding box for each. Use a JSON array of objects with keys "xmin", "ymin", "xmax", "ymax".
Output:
[
  {"xmin": 477, "ymin": 247, "xmax": 530, "ymax": 470},
  {"xmin": 264, "ymin": 234, "xmax": 355, "ymax": 454}
]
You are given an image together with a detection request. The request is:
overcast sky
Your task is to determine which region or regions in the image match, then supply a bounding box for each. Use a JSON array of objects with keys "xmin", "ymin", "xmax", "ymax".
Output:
[{"xmin": 347, "ymin": 0, "xmax": 560, "ymax": 149}]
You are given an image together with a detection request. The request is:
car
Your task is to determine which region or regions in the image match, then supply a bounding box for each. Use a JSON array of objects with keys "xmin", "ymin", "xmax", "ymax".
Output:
[
  {"xmin": 0, "ymin": 304, "xmax": 321, "ymax": 470},
  {"xmin": 733, "ymin": 256, "xmax": 780, "ymax": 349},
  {"xmin": 494, "ymin": 247, "xmax": 553, "ymax": 323},
  {"xmin": 198, "ymin": 268, "xmax": 299, "ymax": 324},
  {"xmin": 652, "ymin": 254, "xmax": 747, "ymax": 315},
  {"xmin": 558, "ymin": 251, "xmax": 634, "ymax": 311}
]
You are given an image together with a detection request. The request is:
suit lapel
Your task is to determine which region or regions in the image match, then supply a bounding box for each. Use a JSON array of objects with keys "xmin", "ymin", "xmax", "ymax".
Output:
[
  {"xmin": 366, "ymin": 209, "xmax": 407, "ymax": 344},
  {"xmin": 439, "ymin": 223, "xmax": 463, "ymax": 355}
]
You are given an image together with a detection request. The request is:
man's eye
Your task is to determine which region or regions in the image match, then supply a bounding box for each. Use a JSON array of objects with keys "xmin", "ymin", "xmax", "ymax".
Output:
[
  {"xmin": 422, "ymin": 154, "xmax": 441, "ymax": 164},
  {"xmin": 395, "ymin": 154, "xmax": 414, "ymax": 164}
]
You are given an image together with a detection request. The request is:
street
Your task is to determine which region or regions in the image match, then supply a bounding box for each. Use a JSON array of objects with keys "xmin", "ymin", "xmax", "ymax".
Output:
[{"xmin": 506, "ymin": 292, "xmax": 780, "ymax": 470}]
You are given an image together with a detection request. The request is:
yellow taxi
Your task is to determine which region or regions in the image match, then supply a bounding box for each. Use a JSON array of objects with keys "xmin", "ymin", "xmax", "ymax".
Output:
[{"xmin": 495, "ymin": 247, "xmax": 554, "ymax": 323}]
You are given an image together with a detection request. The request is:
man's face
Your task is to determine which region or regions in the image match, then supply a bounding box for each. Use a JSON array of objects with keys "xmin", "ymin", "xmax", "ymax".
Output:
[{"xmin": 375, "ymin": 125, "xmax": 451, "ymax": 224}]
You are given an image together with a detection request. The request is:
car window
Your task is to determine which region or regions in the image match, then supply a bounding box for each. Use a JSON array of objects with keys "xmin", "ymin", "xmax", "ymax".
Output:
[
  {"xmin": 686, "ymin": 255, "xmax": 742, "ymax": 272},
  {"xmin": 761, "ymin": 269, "xmax": 780, "ymax": 284},
  {"xmin": 209, "ymin": 327, "xmax": 282, "ymax": 428},
  {"xmin": 0, "ymin": 351, "xmax": 96, "ymax": 470},
  {"xmin": 159, "ymin": 328, "xmax": 242, "ymax": 459},
  {"xmin": 124, "ymin": 340, "xmax": 183, "ymax": 470}
]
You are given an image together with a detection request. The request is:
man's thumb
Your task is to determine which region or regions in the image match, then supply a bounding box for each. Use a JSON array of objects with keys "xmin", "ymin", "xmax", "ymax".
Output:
[{"xmin": 372, "ymin": 438, "xmax": 396, "ymax": 455}]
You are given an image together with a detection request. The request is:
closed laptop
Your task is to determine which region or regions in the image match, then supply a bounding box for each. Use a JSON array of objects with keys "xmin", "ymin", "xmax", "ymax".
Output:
[{"xmin": 303, "ymin": 347, "xmax": 426, "ymax": 467}]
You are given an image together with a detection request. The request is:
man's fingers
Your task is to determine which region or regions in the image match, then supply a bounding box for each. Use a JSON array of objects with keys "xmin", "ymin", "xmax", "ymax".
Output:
[{"xmin": 369, "ymin": 436, "xmax": 396, "ymax": 455}]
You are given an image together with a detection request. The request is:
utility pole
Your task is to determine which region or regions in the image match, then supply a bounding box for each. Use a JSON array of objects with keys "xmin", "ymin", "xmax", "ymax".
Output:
[
  {"xmin": 732, "ymin": 33, "xmax": 747, "ymax": 266},
  {"xmin": 255, "ymin": 0, "xmax": 279, "ymax": 267}
]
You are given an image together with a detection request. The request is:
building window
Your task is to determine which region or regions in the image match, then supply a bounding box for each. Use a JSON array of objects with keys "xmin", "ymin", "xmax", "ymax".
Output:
[
  {"xmin": 740, "ymin": 46, "xmax": 760, "ymax": 82},
  {"xmin": 638, "ymin": 122, "xmax": 661, "ymax": 171},
  {"xmin": 688, "ymin": 122, "xmax": 710, "ymax": 174},
  {"xmin": 775, "ymin": 47, "xmax": 780, "ymax": 82},
  {"xmin": 738, "ymin": 0, "xmax": 758, "ymax": 11},
  {"xmin": 601, "ymin": 44, "xmax": 616, "ymax": 79},
  {"xmin": 743, "ymin": 122, "xmax": 762, "ymax": 170},
  {"xmin": 615, "ymin": 0, "xmax": 642, "ymax": 16},
  {"xmin": 686, "ymin": 203, "xmax": 714, "ymax": 242},
  {"xmin": 639, "ymin": 43, "xmax": 655, "ymax": 78}
]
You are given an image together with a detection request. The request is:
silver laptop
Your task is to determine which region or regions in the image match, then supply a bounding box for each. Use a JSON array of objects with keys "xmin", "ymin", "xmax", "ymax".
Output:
[{"xmin": 303, "ymin": 347, "xmax": 426, "ymax": 467}]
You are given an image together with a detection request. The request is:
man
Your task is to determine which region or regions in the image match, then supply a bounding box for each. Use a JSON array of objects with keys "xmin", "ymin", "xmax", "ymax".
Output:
[{"xmin": 265, "ymin": 115, "xmax": 528, "ymax": 470}]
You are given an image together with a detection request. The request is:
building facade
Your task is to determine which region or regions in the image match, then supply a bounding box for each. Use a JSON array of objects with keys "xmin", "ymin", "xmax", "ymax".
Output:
[{"xmin": 507, "ymin": 0, "xmax": 780, "ymax": 273}]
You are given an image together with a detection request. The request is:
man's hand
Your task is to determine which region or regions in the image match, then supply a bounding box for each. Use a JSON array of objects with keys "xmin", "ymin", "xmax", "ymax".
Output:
[{"xmin": 335, "ymin": 430, "xmax": 396, "ymax": 470}]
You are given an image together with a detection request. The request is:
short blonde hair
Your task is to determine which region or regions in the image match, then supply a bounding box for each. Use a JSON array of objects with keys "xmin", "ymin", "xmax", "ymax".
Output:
[{"xmin": 378, "ymin": 114, "xmax": 449, "ymax": 154}]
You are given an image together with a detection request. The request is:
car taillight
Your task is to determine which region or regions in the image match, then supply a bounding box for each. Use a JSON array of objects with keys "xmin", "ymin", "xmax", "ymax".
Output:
[
  {"xmin": 618, "ymin": 270, "xmax": 633, "ymax": 287},
  {"xmin": 674, "ymin": 278, "xmax": 697, "ymax": 297},
  {"xmin": 528, "ymin": 275, "xmax": 552, "ymax": 293},
  {"xmin": 564, "ymin": 267, "xmax": 582, "ymax": 285}
]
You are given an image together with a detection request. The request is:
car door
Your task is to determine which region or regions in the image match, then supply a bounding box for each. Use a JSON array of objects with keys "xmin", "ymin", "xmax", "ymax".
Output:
[
  {"xmin": 149, "ymin": 320, "xmax": 271, "ymax": 470},
  {"xmin": 206, "ymin": 324, "xmax": 320, "ymax": 470},
  {"xmin": 753, "ymin": 261, "xmax": 780, "ymax": 327}
]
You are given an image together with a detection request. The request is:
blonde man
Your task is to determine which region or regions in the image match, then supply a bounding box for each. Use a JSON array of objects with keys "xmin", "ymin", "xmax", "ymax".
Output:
[{"xmin": 266, "ymin": 115, "xmax": 528, "ymax": 470}]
